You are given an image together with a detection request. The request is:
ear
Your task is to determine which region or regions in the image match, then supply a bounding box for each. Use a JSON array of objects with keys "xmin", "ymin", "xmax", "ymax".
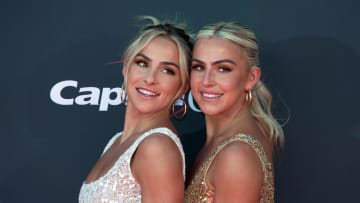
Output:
[{"xmin": 246, "ymin": 66, "xmax": 261, "ymax": 90}]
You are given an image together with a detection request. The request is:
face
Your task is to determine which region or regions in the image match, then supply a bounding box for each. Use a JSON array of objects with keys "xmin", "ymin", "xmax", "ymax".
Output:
[
  {"xmin": 191, "ymin": 37, "xmax": 259, "ymax": 116},
  {"xmin": 124, "ymin": 36, "xmax": 182, "ymax": 115}
]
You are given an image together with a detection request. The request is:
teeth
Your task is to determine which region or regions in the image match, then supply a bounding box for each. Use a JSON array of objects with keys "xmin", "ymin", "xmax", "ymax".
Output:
[
  {"xmin": 138, "ymin": 88, "xmax": 158, "ymax": 96},
  {"xmin": 202, "ymin": 92, "xmax": 221, "ymax": 98}
]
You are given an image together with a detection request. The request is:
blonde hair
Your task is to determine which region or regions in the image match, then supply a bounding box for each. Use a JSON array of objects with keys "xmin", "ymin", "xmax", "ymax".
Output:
[
  {"xmin": 196, "ymin": 22, "xmax": 285, "ymax": 148},
  {"xmin": 122, "ymin": 16, "xmax": 193, "ymax": 103}
]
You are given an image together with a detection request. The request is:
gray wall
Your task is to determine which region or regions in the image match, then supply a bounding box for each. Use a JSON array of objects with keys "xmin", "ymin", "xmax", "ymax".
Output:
[{"xmin": 1, "ymin": 0, "xmax": 360, "ymax": 202}]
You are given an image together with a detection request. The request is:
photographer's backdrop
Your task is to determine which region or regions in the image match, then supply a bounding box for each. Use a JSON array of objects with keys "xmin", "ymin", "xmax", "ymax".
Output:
[{"xmin": 2, "ymin": 0, "xmax": 360, "ymax": 202}]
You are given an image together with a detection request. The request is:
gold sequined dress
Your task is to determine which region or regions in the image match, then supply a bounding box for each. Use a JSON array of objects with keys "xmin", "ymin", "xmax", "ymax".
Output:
[{"xmin": 184, "ymin": 133, "xmax": 274, "ymax": 203}]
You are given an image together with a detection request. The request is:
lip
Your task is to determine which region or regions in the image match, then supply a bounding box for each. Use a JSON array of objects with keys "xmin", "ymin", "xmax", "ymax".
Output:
[
  {"xmin": 136, "ymin": 87, "xmax": 160, "ymax": 97},
  {"xmin": 200, "ymin": 90, "xmax": 223, "ymax": 101}
]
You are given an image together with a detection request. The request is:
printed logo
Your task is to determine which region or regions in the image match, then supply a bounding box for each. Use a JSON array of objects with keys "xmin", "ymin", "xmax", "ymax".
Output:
[{"xmin": 50, "ymin": 80, "xmax": 201, "ymax": 112}]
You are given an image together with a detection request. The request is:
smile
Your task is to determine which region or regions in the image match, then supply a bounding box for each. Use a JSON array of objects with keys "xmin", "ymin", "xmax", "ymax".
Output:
[
  {"xmin": 201, "ymin": 92, "xmax": 223, "ymax": 99},
  {"xmin": 136, "ymin": 88, "xmax": 159, "ymax": 97}
]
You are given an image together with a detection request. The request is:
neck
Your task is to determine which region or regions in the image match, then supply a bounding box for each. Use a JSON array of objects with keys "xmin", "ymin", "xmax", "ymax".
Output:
[
  {"xmin": 120, "ymin": 103, "xmax": 174, "ymax": 142},
  {"xmin": 204, "ymin": 107, "xmax": 253, "ymax": 145}
]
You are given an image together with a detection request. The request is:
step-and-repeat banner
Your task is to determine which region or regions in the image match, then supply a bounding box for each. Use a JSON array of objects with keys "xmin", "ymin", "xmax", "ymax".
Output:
[{"xmin": 2, "ymin": 0, "xmax": 360, "ymax": 202}]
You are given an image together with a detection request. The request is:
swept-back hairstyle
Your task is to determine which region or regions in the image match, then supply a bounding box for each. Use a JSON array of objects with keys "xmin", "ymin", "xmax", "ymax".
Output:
[
  {"xmin": 196, "ymin": 22, "xmax": 284, "ymax": 148},
  {"xmin": 122, "ymin": 16, "xmax": 193, "ymax": 103}
]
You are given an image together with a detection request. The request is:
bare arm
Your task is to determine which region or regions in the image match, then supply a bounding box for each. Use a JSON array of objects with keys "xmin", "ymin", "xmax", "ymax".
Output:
[
  {"xmin": 209, "ymin": 142, "xmax": 264, "ymax": 203},
  {"xmin": 131, "ymin": 133, "xmax": 184, "ymax": 203}
]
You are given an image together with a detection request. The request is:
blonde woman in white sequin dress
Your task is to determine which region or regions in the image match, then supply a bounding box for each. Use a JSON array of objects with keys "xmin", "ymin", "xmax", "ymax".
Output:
[
  {"xmin": 185, "ymin": 22, "xmax": 285, "ymax": 203},
  {"xmin": 79, "ymin": 16, "xmax": 192, "ymax": 203}
]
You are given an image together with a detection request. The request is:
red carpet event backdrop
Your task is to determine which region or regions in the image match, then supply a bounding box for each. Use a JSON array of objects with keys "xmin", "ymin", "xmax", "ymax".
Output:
[{"xmin": 2, "ymin": 0, "xmax": 360, "ymax": 202}]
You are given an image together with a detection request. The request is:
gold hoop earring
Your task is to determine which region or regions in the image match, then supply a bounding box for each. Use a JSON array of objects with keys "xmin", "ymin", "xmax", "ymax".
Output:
[
  {"xmin": 172, "ymin": 98, "xmax": 188, "ymax": 119},
  {"xmin": 120, "ymin": 82, "xmax": 127, "ymax": 105},
  {"xmin": 245, "ymin": 89, "xmax": 253, "ymax": 104}
]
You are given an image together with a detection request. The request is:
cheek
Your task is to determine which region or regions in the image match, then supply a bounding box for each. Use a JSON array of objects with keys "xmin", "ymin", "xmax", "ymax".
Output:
[
  {"xmin": 219, "ymin": 77, "xmax": 242, "ymax": 92},
  {"xmin": 127, "ymin": 67, "xmax": 139, "ymax": 79},
  {"xmin": 190, "ymin": 79, "xmax": 200, "ymax": 92},
  {"xmin": 164, "ymin": 78, "xmax": 182, "ymax": 95},
  {"xmin": 127, "ymin": 66, "xmax": 149, "ymax": 82},
  {"xmin": 190, "ymin": 77, "xmax": 196, "ymax": 87},
  {"xmin": 190, "ymin": 73, "xmax": 202, "ymax": 87}
]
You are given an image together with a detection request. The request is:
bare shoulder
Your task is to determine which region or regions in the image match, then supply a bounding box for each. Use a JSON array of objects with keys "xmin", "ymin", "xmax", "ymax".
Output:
[
  {"xmin": 208, "ymin": 141, "xmax": 264, "ymax": 202},
  {"xmin": 131, "ymin": 133, "xmax": 184, "ymax": 202},
  {"xmin": 137, "ymin": 132, "xmax": 181, "ymax": 155},
  {"xmin": 132, "ymin": 132, "xmax": 183, "ymax": 174},
  {"xmin": 213, "ymin": 141, "xmax": 263, "ymax": 179}
]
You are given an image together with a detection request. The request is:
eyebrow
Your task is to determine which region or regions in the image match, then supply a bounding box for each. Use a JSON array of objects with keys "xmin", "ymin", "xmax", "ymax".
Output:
[
  {"xmin": 136, "ymin": 53, "xmax": 179, "ymax": 68},
  {"xmin": 192, "ymin": 58, "xmax": 237, "ymax": 66}
]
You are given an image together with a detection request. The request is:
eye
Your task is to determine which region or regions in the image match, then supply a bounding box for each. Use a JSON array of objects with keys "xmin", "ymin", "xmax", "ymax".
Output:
[
  {"xmin": 191, "ymin": 64, "xmax": 204, "ymax": 71},
  {"xmin": 135, "ymin": 60, "xmax": 147, "ymax": 68},
  {"xmin": 161, "ymin": 67, "xmax": 176, "ymax": 75},
  {"xmin": 218, "ymin": 66, "xmax": 231, "ymax": 72}
]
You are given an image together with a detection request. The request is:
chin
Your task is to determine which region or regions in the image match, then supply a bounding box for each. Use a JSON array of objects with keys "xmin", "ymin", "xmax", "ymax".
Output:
[{"xmin": 198, "ymin": 106, "xmax": 220, "ymax": 116}]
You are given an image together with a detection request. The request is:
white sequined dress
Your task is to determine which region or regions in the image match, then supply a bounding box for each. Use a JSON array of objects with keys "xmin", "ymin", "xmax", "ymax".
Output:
[{"xmin": 78, "ymin": 127, "xmax": 185, "ymax": 203}]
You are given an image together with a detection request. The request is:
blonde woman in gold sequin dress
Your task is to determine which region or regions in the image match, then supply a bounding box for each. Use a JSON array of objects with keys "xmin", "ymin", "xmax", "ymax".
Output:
[
  {"xmin": 185, "ymin": 22, "xmax": 285, "ymax": 203},
  {"xmin": 78, "ymin": 16, "xmax": 192, "ymax": 203}
]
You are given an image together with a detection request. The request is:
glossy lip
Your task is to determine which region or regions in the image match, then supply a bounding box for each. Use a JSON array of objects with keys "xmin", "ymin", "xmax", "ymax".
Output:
[{"xmin": 136, "ymin": 87, "xmax": 160, "ymax": 97}]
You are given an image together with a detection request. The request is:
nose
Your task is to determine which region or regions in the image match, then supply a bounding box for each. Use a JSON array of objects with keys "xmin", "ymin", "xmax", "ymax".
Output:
[
  {"xmin": 202, "ymin": 70, "xmax": 215, "ymax": 86},
  {"xmin": 144, "ymin": 68, "xmax": 157, "ymax": 84}
]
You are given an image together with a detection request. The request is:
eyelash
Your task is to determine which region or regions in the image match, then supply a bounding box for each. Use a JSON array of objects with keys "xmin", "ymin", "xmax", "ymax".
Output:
[
  {"xmin": 162, "ymin": 68, "xmax": 176, "ymax": 75},
  {"xmin": 191, "ymin": 64, "xmax": 231, "ymax": 73},
  {"xmin": 135, "ymin": 60, "xmax": 147, "ymax": 68},
  {"xmin": 218, "ymin": 66, "xmax": 231, "ymax": 72},
  {"xmin": 191, "ymin": 64, "xmax": 203, "ymax": 71},
  {"xmin": 135, "ymin": 59, "xmax": 176, "ymax": 76}
]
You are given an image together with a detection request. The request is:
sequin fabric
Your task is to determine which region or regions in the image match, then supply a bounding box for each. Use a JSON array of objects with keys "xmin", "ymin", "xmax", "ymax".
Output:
[
  {"xmin": 79, "ymin": 127, "xmax": 185, "ymax": 203},
  {"xmin": 184, "ymin": 133, "xmax": 274, "ymax": 203}
]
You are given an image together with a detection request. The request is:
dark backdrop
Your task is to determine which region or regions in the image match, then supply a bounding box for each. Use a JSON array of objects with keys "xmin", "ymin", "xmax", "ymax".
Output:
[{"xmin": 1, "ymin": 0, "xmax": 360, "ymax": 202}]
